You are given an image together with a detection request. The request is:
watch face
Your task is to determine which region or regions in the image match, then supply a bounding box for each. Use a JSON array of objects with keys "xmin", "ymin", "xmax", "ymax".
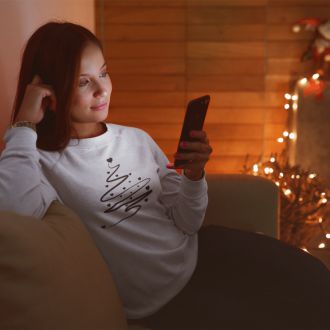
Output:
[{"xmin": 12, "ymin": 121, "xmax": 36, "ymax": 130}]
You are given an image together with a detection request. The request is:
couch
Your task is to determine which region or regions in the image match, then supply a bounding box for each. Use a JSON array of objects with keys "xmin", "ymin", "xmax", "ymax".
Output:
[{"xmin": 0, "ymin": 174, "xmax": 279, "ymax": 329}]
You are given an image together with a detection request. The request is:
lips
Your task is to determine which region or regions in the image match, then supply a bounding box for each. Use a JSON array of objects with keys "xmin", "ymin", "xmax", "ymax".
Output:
[{"xmin": 91, "ymin": 102, "xmax": 107, "ymax": 111}]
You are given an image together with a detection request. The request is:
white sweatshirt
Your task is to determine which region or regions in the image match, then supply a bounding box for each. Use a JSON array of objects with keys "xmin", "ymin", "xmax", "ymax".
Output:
[{"xmin": 0, "ymin": 123, "xmax": 208, "ymax": 319}]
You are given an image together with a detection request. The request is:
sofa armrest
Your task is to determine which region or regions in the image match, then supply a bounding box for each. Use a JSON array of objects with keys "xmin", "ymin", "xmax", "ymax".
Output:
[{"xmin": 204, "ymin": 174, "xmax": 280, "ymax": 239}]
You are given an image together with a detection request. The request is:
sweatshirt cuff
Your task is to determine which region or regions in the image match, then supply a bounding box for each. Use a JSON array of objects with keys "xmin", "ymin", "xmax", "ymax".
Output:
[
  {"xmin": 4, "ymin": 127, "xmax": 37, "ymax": 149},
  {"xmin": 180, "ymin": 171, "xmax": 208, "ymax": 198}
]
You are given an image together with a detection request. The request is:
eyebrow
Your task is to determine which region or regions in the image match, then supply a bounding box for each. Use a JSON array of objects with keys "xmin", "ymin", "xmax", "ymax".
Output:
[{"xmin": 80, "ymin": 62, "xmax": 107, "ymax": 77}]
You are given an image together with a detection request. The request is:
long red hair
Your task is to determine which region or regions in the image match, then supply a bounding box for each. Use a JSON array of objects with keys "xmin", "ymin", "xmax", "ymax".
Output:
[{"xmin": 12, "ymin": 21, "xmax": 103, "ymax": 151}]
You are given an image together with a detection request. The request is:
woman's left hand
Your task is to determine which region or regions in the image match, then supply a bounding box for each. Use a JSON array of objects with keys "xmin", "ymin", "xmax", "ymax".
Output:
[{"xmin": 167, "ymin": 130, "xmax": 213, "ymax": 181}]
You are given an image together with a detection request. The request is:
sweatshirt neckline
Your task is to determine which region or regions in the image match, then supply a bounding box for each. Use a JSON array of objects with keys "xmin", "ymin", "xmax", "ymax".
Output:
[{"xmin": 67, "ymin": 123, "xmax": 111, "ymax": 148}]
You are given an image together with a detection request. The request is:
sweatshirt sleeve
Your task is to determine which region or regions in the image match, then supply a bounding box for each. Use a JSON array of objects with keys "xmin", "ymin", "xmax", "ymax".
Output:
[
  {"xmin": 0, "ymin": 127, "xmax": 59, "ymax": 218},
  {"xmin": 142, "ymin": 130, "xmax": 208, "ymax": 235}
]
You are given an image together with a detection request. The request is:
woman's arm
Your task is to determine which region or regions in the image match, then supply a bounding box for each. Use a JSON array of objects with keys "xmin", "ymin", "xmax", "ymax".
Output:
[
  {"xmin": 143, "ymin": 130, "xmax": 210, "ymax": 235},
  {"xmin": 0, "ymin": 127, "xmax": 58, "ymax": 218}
]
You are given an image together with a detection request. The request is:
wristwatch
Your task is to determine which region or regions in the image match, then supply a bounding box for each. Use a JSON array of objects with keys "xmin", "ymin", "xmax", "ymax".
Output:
[{"xmin": 11, "ymin": 121, "xmax": 36, "ymax": 131}]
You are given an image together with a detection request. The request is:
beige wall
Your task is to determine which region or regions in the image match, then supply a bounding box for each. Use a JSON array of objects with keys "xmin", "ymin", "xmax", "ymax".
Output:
[{"xmin": 0, "ymin": 0, "xmax": 95, "ymax": 149}]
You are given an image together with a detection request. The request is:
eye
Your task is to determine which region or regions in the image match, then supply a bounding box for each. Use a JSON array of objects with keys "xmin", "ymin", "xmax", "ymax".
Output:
[
  {"xmin": 100, "ymin": 71, "xmax": 108, "ymax": 78},
  {"xmin": 79, "ymin": 79, "xmax": 89, "ymax": 87}
]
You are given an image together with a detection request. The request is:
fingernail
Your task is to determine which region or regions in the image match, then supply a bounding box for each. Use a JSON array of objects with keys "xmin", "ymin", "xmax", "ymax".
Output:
[{"xmin": 166, "ymin": 163, "xmax": 173, "ymax": 169}]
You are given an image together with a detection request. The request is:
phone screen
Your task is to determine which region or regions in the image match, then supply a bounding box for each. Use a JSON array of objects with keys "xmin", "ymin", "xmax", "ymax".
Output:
[{"xmin": 174, "ymin": 95, "xmax": 210, "ymax": 167}]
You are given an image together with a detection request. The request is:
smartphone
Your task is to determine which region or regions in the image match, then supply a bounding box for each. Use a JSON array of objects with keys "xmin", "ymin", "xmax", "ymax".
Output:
[{"xmin": 174, "ymin": 95, "xmax": 210, "ymax": 167}]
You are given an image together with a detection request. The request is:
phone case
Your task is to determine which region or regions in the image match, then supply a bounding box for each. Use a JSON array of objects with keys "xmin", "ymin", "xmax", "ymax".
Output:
[{"xmin": 174, "ymin": 95, "xmax": 210, "ymax": 167}]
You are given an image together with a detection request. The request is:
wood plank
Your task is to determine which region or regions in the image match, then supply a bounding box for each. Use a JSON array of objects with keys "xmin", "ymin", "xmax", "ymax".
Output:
[
  {"xmin": 188, "ymin": 0, "xmax": 267, "ymax": 6},
  {"xmin": 187, "ymin": 42, "xmax": 265, "ymax": 59},
  {"xmin": 103, "ymin": 24, "xmax": 185, "ymax": 41},
  {"xmin": 188, "ymin": 7, "xmax": 266, "ymax": 24},
  {"xmin": 266, "ymin": 75, "xmax": 297, "ymax": 92},
  {"xmin": 267, "ymin": 24, "xmax": 314, "ymax": 41},
  {"xmin": 187, "ymin": 92, "xmax": 283, "ymax": 107},
  {"xmin": 267, "ymin": 58, "xmax": 315, "ymax": 75},
  {"xmin": 102, "ymin": 7, "xmax": 185, "ymax": 24},
  {"xmin": 267, "ymin": 6, "xmax": 330, "ymax": 24},
  {"xmin": 264, "ymin": 140, "xmax": 286, "ymax": 155},
  {"xmin": 158, "ymin": 139, "xmax": 265, "ymax": 156},
  {"xmin": 264, "ymin": 123, "xmax": 287, "ymax": 139},
  {"xmin": 107, "ymin": 59, "xmax": 185, "ymax": 74},
  {"xmin": 204, "ymin": 156, "xmax": 261, "ymax": 174},
  {"xmin": 109, "ymin": 108, "xmax": 184, "ymax": 124},
  {"xmin": 110, "ymin": 75, "xmax": 185, "ymax": 91},
  {"xmin": 101, "ymin": 0, "xmax": 185, "ymax": 7},
  {"xmin": 268, "ymin": 41, "xmax": 311, "ymax": 59},
  {"xmin": 187, "ymin": 75, "xmax": 265, "ymax": 92},
  {"xmin": 269, "ymin": 0, "xmax": 330, "ymax": 6},
  {"xmin": 188, "ymin": 24, "xmax": 266, "ymax": 41},
  {"xmin": 187, "ymin": 59, "xmax": 266, "ymax": 75},
  {"xmin": 105, "ymin": 42, "xmax": 185, "ymax": 58},
  {"xmin": 136, "ymin": 123, "xmax": 264, "ymax": 140},
  {"xmin": 110, "ymin": 92, "xmax": 185, "ymax": 107},
  {"xmin": 109, "ymin": 107, "xmax": 271, "ymax": 125},
  {"xmin": 265, "ymin": 107, "xmax": 289, "ymax": 124}
]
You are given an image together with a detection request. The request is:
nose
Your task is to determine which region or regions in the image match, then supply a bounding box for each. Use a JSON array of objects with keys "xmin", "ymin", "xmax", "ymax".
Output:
[{"xmin": 94, "ymin": 83, "xmax": 108, "ymax": 98}]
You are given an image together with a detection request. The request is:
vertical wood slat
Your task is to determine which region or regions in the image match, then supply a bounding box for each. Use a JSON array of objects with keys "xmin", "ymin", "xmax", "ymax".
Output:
[{"xmin": 96, "ymin": 0, "xmax": 329, "ymax": 174}]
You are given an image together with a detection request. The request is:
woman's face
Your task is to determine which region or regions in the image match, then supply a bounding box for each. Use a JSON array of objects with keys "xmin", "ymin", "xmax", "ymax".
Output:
[{"xmin": 70, "ymin": 42, "xmax": 112, "ymax": 133}]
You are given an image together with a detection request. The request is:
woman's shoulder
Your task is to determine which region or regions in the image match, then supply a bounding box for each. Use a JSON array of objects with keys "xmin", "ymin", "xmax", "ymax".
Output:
[
  {"xmin": 38, "ymin": 148, "xmax": 61, "ymax": 169},
  {"xmin": 106, "ymin": 123, "xmax": 151, "ymax": 140}
]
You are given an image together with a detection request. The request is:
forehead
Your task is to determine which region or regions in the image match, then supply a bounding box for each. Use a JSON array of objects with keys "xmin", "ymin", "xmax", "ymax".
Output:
[{"xmin": 79, "ymin": 43, "xmax": 105, "ymax": 73}]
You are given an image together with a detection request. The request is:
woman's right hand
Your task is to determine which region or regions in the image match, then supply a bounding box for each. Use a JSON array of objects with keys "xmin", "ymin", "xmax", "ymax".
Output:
[{"xmin": 15, "ymin": 75, "xmax": 56, "ymax": 124}]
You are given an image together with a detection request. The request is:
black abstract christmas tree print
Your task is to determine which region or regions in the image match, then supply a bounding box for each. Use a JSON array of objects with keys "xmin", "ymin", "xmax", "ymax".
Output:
[{"xmin": 99, "ymin": 157, "xmax": 153, "ymax": 228}]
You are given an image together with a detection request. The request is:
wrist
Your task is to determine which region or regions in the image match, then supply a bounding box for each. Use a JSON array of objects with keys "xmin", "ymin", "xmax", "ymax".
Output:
[
  {"xmin": 11, "ymin": 121, "xmax": 37, "ymax": 132},
  {"xmin": 183, "ymin": 169, "xmax": 204, "ymax": 181}
]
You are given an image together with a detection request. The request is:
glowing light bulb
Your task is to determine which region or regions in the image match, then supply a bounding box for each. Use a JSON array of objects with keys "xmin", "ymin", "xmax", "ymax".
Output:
[
  {"xmin": 319, "ymin": 217, "xmax": 323, "ymax": 223},
  {"xmin": 292, "ymin": 103, "xmax": 298, "ymax": 111},
  {"xmin": 284, "ymin": 189, "xmax": 292, "ymax": 196},
  {"xmin": 292, "ymin": 25, "xmax": 301, "ymax": 33},
  {"xmin": 284, "ymin": 103, "xmax": 290, "ymax": 110},
  {"xmin": 309, "ymin": 173, "xmax": 317, "ymax": 179},
  {"xmin": 284, "ymin": 93, "xmax": 292, "ymax": 100},
  {"xmin": 292, "ymin": 95, "xmax": 298, "ymax": 101},
  {"xmin": 312, "ymin": 73, "xmax": 320, "ymax": 80},
  {"xmin": 299, "ymin": 77, "xmax": 308, "ymax": 85},
  {"xmin": 291, "ymin": 174, "xmax": 295, "ymax": 179},
  {"xmin": 252, "ymin": 164, "xmax": 259, "ymax": 173},
  {"xmin": 270, "ymin": 157, "xmax": 276, "ymax": 163},
  {"xmin": 264, "ymin": 167, "xmax": 270, "ymax": 174},
  {"xmin": 326, "ymin": 233, "xmax": 330, "ymax": 239},
  {"xmin": 277, "ymin": 137, "xmax": 284, "ymax": 143},
  {"xmin": 289, "ymin": 132, "xmax": 296, "ymax": 140},
  {"xmin": 283, "ymin": 131, "xmax": 289, "ymax": 137},
  {"xmin": 320, "ymin": 198, "xmax": 328, "ymax": 204},
  {"xmin": 318, "ymin": 243, "xmax": 325, "ymax": 249},
  {"xmin": 275, "ymin": 181, "xmax": 280, "ymax": 186},
  {"xmin": 279, "ymin": 172, "xmax": 284, "ymax": 178},
  {"xmin": 296, "ymin": 175, "xmax": 300, "ymax": 179}
]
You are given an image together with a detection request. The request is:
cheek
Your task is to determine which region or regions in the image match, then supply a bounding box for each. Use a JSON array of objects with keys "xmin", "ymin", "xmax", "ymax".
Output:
[{"xmin": 71, "ymin": 93, "xmax": 90, "ymax": 110}]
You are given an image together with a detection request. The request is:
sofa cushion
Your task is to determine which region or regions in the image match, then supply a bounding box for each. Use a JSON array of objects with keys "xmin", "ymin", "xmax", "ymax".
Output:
[{"xmin": 0, "ymin": 201, "xmax": 127, "ymax": 330}]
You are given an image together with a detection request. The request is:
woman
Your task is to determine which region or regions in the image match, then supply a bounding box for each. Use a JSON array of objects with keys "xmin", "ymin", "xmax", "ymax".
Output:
[{"xmin": 0, "ymin": 21, "xmax": 329, "ymax": 329}]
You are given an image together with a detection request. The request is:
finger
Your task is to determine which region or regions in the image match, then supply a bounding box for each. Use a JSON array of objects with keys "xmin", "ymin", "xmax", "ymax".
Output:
[
  {"xmin": 47, "ymin": 90, "xmax": 57, "ymax": 111},
  {"xmin": 189, "ymin": 130, "xmax": 207, "ymax": 141},
  {"xmin": 174, "ymin": 152, "xmax": 210, "ymax": 162},
  {"xmin": 180, "ymin": 141, "xmax": 212, "ymax": 154},
  {"xmin": 31, "ymin": 74, "xmax": 42, "ymax": 85}
]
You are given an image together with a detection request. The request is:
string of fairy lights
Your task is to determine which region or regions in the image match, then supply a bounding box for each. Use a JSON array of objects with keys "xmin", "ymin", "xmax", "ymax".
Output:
[{"xmin": 244, "ymin": 73, "xmax": 329, "ymax": 251}]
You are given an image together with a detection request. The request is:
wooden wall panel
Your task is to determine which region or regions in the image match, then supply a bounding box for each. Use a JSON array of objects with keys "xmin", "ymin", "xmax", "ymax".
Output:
[{"xmin": 96, "ymin": 0, "xmax": 329, "ymax": 174}]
